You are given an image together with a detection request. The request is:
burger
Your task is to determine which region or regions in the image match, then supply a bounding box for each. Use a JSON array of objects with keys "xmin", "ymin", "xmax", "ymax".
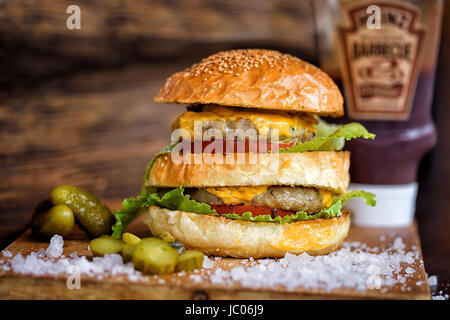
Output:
[{"xmin": 112, "ymin": 49, "xmax": 376, "ymax": 258}]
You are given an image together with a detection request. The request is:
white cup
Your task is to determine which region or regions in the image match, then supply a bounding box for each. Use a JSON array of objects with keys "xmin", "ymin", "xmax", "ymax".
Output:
[{"xmin": 344, "ymin": 182, "xmax": 418, "ymax": 228}]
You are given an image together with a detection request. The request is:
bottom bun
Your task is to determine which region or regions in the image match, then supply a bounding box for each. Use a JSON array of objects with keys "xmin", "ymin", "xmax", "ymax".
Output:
[{"xmin": 144, "ymin": 206, "xmax": 350, "ymax": 258}]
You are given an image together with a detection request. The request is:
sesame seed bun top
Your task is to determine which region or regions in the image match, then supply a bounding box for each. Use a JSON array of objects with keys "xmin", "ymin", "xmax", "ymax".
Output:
[{"xmin": 154, "ymin": 49, "xmax": 344, "ymax": 117}]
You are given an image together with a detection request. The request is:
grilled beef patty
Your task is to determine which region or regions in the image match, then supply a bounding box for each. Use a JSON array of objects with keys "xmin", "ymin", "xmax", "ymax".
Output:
[{"xmin": 189, "ymin": 186, "xmax": 325, "ymax": 214}]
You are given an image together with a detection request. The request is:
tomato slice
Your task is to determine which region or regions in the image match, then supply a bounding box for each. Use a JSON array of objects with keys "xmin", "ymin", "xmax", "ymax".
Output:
[
  {"xmin": 177, "ymin": 140, "xmax": 293, "ymax": 153},
  {"xmin": 210, "ymin": 205, "xmax": 294, "ymax": 218}
]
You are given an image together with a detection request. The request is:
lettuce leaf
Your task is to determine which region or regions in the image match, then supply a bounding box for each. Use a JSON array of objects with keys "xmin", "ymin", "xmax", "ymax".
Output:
[
  {"xmin": 313, "ymin": 117, "xmax": 345, "ymax": 151},
  {"xmin": 279, "ymin": 122, "xmax": 375, "ymax": 153},
  {"xmin": 111, "ymin": 187, "xmax": 155, "ymax": 238},
  {"xmin": 149, "ymin": 187, "xmax": 217, "ymax": 215},
  {"xmin": 143, "ymin": 144, "xmax": 176, "ymax": 181},
  {"xmin": 111, "ymin": 186, "xmax": 375, "ymax": 237},
  {"xmin": 111, "ymin": 186, "xmax": 217, "ymax": 238}
]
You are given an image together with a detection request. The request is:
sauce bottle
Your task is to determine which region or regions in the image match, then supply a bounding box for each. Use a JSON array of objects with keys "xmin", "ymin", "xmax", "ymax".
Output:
[{"xmin": 315, "ymin": 0, "xmax": 444, "ymax": 226}]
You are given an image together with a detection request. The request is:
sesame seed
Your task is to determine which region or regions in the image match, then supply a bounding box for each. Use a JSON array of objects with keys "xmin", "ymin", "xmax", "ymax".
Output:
[{"xmin": 183, "ymin": 49, "xmax": 301, "ymax": 77}]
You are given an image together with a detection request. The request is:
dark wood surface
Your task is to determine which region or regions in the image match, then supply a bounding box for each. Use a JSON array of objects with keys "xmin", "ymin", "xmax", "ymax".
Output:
[{"xmin": 0, "ymin": 0, "xmax": 449, "ymax": 298}]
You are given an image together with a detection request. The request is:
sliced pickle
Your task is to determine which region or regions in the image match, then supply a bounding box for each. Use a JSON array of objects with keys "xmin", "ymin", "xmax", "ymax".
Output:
[
  {"xmin": 132, "ymin": 238, "xmax": 178, "ymax": 275},
  {"xmin": 158, "ymin": 232, "xmax": 176, "ymax": 243},
  {"xmin": 175, "ymin": 250, "xmax": 204, "ymax": 272},
  {"xmin": 89, "ymin": 236, "xmax": 124, "ymax": 257},
  {"xmin": 121, "ymin": 244, "xmax": 136, "ymax": 263},
  {"xmin": 122, "ymin": 232, "xmax": 141, "ymax": 245}
]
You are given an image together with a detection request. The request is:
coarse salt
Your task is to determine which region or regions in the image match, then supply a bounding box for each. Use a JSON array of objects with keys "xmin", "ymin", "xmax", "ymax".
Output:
[
  {"xmin": 2, "ymin": 250, "xmax": 12, "ymax": 258},
  {"xmin": 202, "ymin": 256, "xmax": 214, "ymax": 269},
  {"xmin": 0, "ymin": 235, "xmax": 145, "ymax": 282},
  {"xmin": 206, "ymin": 238, "xmax": 422, "ymax": 292},
  {"xmin": 427, "ymin": 275, "xmax": 438, "ymax": 287},
  {"xmin": 46, "ymin": 235, "xmax": 64, "ymax": 258},
  {"xmin": 1, "ymin": 235, "xmax": 434, "ymax": 295}
]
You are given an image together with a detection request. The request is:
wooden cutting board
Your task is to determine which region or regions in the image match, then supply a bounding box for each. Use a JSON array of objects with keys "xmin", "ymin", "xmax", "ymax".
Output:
[{"xmin": 0, "ymin": 205, "xmax": 431, "ymax": 300}]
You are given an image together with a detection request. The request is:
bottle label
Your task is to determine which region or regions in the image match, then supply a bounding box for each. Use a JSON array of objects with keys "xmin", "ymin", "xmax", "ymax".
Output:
[{"xmin": 338, "ymin": 1, "xmax": 424, "ymax": 121}]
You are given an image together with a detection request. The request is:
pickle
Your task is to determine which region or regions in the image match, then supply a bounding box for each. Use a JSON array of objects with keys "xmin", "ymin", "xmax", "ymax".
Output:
[
  {"xmin": 121, "ymin": 244, "xmax": 136, "ymax": 263},
  {"xmin": 31, "ymin": 200, "xmax": 75, "ymax": 239},
  {"xmin": 132, "ymin": 238, "xmax": 179, "ymax": 275},
  {"xmin": 158, "ymin": 232, "xmax": 176, "ymax": 243},
  {"xmin": 89, "ymin": 236, "xmax": 124, "ymax": 257},
  {"xmin": 50, "ymin": 185, "xmax": 114, "ymax": 237},
  {"xmin": 122, "ymin": 232, "xmax": 141, "ymax": 245},
  {"xmin": 175, "ymin": 250, "xmax": 204, "ymax": 272}
]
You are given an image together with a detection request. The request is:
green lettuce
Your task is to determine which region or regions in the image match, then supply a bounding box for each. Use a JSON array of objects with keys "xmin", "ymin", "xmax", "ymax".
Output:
[
  {"xmin": 143, "ymin": 144, "xmax": 176, "ymax": 181},
  {"xmin": 111, "ymin": 187, "xmax": 155, "ymax": 238},
  {"xmin": 111, "ymin": 187, "xmax": 217, "ymax": 238},
  {"xmin": 279, "ymin": 122, "xmax": 375, "ymax": 153},
  {"xmin": 111, "ymin": 186, "xmax": 375, "ymax": 237},
  {"xmin": 313, "ymin": 117, "xmax": 346, "ymax": 151},
  {"xmin": 149, "ymin": 187, "xmax": 217, "ymax": 215}
]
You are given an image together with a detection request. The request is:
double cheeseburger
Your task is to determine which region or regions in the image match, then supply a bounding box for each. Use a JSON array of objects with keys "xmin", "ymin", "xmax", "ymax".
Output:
[{"xmin": 112, "ymin": 49, "xmax": 375, "ymax": 258}]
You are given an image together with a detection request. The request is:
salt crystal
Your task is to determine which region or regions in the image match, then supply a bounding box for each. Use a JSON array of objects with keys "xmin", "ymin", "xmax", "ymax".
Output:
[
  {"xmin": 37, "ymin": 248, "xmax": 46, "ymax": 257},
  {"xmin": 392, "ymin": 237, "xmax": 405, "ymax": 250},
  {"xmin": 2, "ymin": 250, "xmax": 12, "ymax": 258},
  {"xmin": 189, "ymin": 274, "xmax": 203, "ymax": 283},
  {"xmin": 202, "ymin": 256, "xmax": 214, "ymax": 269},
  {"xmin": 405, "ymin": 267, "xmax": 414, "ymax": 274},
  {"xmin": 46, "ymin": 235, "xmax": 64, "ymax": 258},
  {"xmin": 427, "ymin": 275, "xmax": 438, "ymax": 286}
]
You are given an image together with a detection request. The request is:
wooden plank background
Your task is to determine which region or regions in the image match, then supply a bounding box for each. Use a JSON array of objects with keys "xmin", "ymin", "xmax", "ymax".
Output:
[{"xmin": 0, "ymin": 0, "xmax": 318, "ymax": 89}]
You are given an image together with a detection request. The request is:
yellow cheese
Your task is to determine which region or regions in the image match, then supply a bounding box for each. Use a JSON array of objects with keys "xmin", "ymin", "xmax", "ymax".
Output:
[
  {"xmin": 173, "ymin": 105, "xmax": 317, "ymax": 140},
  {"xmin": 320, "ymin": 189, "xmax": 333, "ymax": 208},
  {"xmin": 205, "ymin": 186, "xmax": 268, "ymax": 205}
]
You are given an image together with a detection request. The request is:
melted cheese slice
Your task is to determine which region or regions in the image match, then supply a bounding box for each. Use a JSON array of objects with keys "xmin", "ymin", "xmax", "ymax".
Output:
[
  {"xmin": 205, "ymin": 186, "xmax": 268, "ymax": 205},
  {"xmin": 320, "ymin": 189, "xmax": 333, "ymax": 208},
  {"xmin": 173, "ymin": 105, "xmax": 317, "ymax": 139}
]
